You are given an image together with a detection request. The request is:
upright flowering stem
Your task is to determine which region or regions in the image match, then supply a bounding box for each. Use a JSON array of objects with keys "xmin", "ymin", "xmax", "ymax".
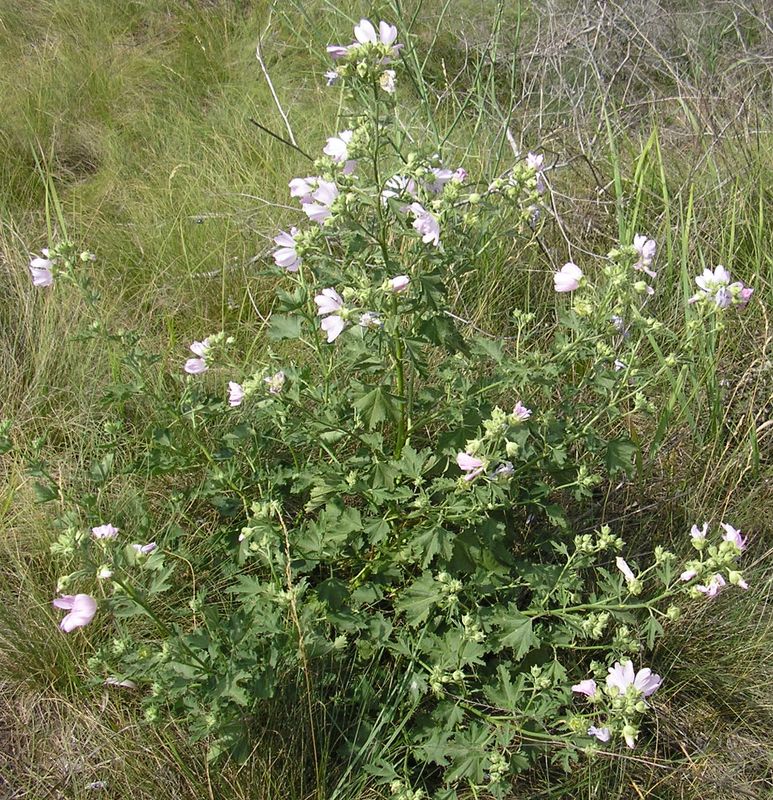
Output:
[{"xmin": 394, "ymin": 329, "xmax": 407, "ymax": 457}]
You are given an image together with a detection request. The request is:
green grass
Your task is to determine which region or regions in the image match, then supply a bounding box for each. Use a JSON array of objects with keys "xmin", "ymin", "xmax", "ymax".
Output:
[{"xmin": 1, "ymin": 0, "xmax": 772, "ymax": 797}]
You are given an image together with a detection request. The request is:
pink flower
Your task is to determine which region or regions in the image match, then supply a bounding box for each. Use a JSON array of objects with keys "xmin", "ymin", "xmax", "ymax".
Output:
[
  {"xmin": 456, "ymin": 452, "xmax": 485, "ymax": 481},
  {"xmin": 554, "ymin": 262, "xmax": 583, "ymax": 292},
  {"xmin": 273, "ymin": 228, "xmax": 301, "ymax": 272},
  {"xmin": 104, "ymin": 677, "xmax": 137, "ymax": 689},
  {"xmin": 228, "ymin": 381, "xmax": 245, "ymax": 407},
  {"xmin": 453, "ymin": 167, "xmax": 467, "ymax": 182},
  {"xmin": 378, "ymin": 20, "xmax": 398, "ymax": 46},
  {"xmin": 184, "ymin": 358, "xmax": 208, "ymax": 375},
  {"xmin": 132, "ymin": 542, "xmax": 157, "ymax": 554},
  {"xmin": 302, "ymin": 180, "xmax": 339, "ymax": 224},
  {"xmin": 615, "ymin": 557, "xmax": 636, "ymax": 583},
  {"xmin": 323, "ymin": 130, "xmax": 354, "ymax": 163},
  {"xmin": 359, "ymin": 312, "xmax": 382, "ymax": 329},
  {"xmin": 264, "ymin": 371, "xmax": 285, "ymax": 394},
  {"xmin": 526, "ymin": 152, "xmax": 545, "ymax": 193},
  {"xmin": 511, "ymin": 402, "xmax": 532, "ymax": 422},
  {"xmin": 326, "ymin": 45, "xmax": 350, "ymax": 60},
  {"xmin": 53, "ymin": 593, "xmax": 97, "ymax": 632},
  {"xmin": 606, "ymin": 660, "xmax": 662, "ymax": 698},
  {"xmin": 423, "ymin": 167, "xmax": 454, "ymax": 194},
  {"xmin": 91, "ymin": 523, "xmax": 119, "ymax": 539},
  {"xmin": 696, "ymin": 573, "xmax": 726, "ymax": 597},
  {"xmin": 680, "ymin": 569, "xmax": 698, "ymax": 582},
  {"xmin": 720, "ymin": 522, "xmax": 746, "ymax": 551},
  {"xmin": 408, "ymin": 202, "xmax": 440, "ymax": 246},
  {"xmin": 289, "ymin": 176, "xmax": 318, "ymax": 202},
  {"xmin": 29, "ymin": 256, "xmax": 54, "ymax": 287},
  {"xmin": 633, "ymin": 234, "xmax": 657, "ymax": 278},
  {"xmin": 588, "ymin": 725, "xmax": 611, "ymax": 742},
  {"xmin": 690, "ymin": 523, "xmax": 707, "ymax": 542},
  {"xmin": 354, "ymin": 18, "xmax": 378, "ymax": 44},
  {"xmin": 321, "ymin": 315, "xmax": 346, "ymax": 343},
  {"xmin": 315, "ymin": 288, "xmax": 344, "ymax": 316},
  {"xmin": 189, "ymin": 339, "xmax": 210, "ymax": 358},
  {"xmin": 382, "ymin": 174, "xmax": 416, "ymax": 204},
  {"xmin": 388, "ymin": 275, "xmax": 410, "ymax": 293},
  {"xmin": 571, "ymin": 679, "xmax": 597, "ymax": 698}
]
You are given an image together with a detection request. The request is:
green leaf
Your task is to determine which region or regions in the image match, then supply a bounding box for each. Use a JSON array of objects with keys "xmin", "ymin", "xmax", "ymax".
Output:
[
  {"xmin": 605, "ymin": 436, "xmax": 639, "ymax": 476},
  {"xmin": 32, "ymin": 482, "xmax": 58, "ymax": 503},
  {"xmin": 395, "ymin": 572, "xmax": 442, "ymax": 626},
  {"xmin": 352, "ymin": 385, "xmax": 401, "ymax": 429},
  {"xmin": 268, "ymin": 314, "xmax": 302, "ymax": 341},
  {"xmin": 412, "ymin": 525, "xmax": 454, "ymax": 568},
  {"xmin": 89, "ymin": 452, "xmax": 115, "ymax": 484},
  {"xmin": 493, "ymin": 607, "xmax": 539, "ymax": 659}
]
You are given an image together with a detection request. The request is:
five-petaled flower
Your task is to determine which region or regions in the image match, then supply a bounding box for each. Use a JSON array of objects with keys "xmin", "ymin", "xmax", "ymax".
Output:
[
  {"xmin": 228, "ymin": 381, "xmax": 245, "ymax": 407},
  {"xmin": 53, "ymin": 593, "xmax": 97, "ymax": 632},
  {"xmin": 571, "ymin": 679, "xmax": 597, "ymax": 698},
  {"xmin": 273, "ymin": 228, "xmax": 302, "ymax": 272},
  {"xmin": 302, "ymin": 180, "xmax": 339, "ymax": 224},
  {"xmin": 696, "ymin": 573, "xmax": 726, "ymax": 597},
  {"xmin": 606, "ymin": 660, "xmax": 662, "ymax": 698},
  {"xmin": 92, "ymin": 523, "xmax": 119, "ymax": 539},
  {"xmin": 456, "ymin": 452, "xmax": 485, "ymax": 481},
  {"xmin": 323, "ymin": 130, "xmax": 354, "ymax": 163},
  {"xmin": 632, "ymin": 234, "xmax": 657, "ymax": 278},
  {"xmin": 720, "ymin": 522, "xmax": 746, "ymax": 551},
  {"xmin": 185, "ymin": 339, "xmax": 210, "ymax": 375},
  {"xmin": 408, "ymin": 202, "xmax": 440, "ymax": 246},
  {"xmin": 315, "ymin": 288, "xmax": 347, "ymax": 343},
  {"xmin": 29, "ymin": 252, "xmax": 54, "ymax": 287},
  {"xmin": 554, "ymin": 262, "xmax": 583, "ymax": 292}
]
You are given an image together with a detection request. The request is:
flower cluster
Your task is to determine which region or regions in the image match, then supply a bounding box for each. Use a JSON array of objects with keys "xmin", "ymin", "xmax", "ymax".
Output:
[
  {"xmin": 689, "ymin": 265, "xmax": 753, "ymax": 309},
  {"xmin": 326, "ymin": 19, "xmax": 401, "ymax": 91},
  {"xmin": 572, "ymin": 660, "xmax": 662, "ymax": 748},
  {"xmin": 680, "ymin": 521, "xmax": 750, "ymax": 595}
]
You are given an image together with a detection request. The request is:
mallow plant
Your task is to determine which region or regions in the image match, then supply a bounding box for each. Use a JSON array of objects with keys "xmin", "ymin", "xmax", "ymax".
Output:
[{"xmin": 27, "ymin": 18, "xmax": 753, "ymax": 798}]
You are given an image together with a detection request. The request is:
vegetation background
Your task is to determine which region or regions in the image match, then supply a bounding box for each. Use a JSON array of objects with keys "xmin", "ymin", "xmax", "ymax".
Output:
[{"xmin": 0, "ymin": 0, "xmax": 771, "ymax": 797}]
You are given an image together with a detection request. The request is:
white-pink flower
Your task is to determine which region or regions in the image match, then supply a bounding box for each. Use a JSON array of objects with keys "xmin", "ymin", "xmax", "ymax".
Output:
[
  {"xmin": 184, "ymin": 358, "xmax": 208, "ymax": 375},
  {"xmin": 132, "ymin": 542, "xmax": 157, "ymax": 554},
  {"xmin": 526, "ymin": 152, "xmax": 545, "ymax": 193},
  {"xmin": 289, "ymin": 176, "xmax": 318, "ymax": 202},
  {"xmin": 185, "ymin": 339, "xmax": 211, "ymax": 374},
  {"xmin": 29, "ymin": 256, "xmax": 54, "ymax": 287},
  {"xmin": 53, "ymin": 593, "xmax": 97, "ymax": 632},
  {"xmin": 408, "ymin": 202, "xmax": 440, "ymax": 246},
  {"xmin": 456, "ymin": 452, "xmax": 485, "ymax": 481},
  {"xmin": 314, "ymin": 288, "xmax": 344, "ymax": 316},
  {"xmin": 588, "ymin": 725, "xmax": 611, "ymax": 743},
  {"xmin": 511, "ymin": 402, "xmax": 532, "ymax": 422},
  {"xmin": 554, "ymin": 262, "xmax": 583, "ymax": 293},
  {"xmin": 388, "ymin": 275, "xmax": 410, "ymax": 293},
  {"xmin": 302, "ymin": 179, "xmax": 339, "ymax": 224},
  {"xmin": 680, "ymin": 569, "xmax": 698, "ymax": 582},
  {"xmin": 92, "ymin": 523, "xmax": 119, "ymax": 540},
  {"xmin": 382, "ymin": 174, "xmax": 416, "ymax": 204},
  {"xmin": 571, "ymin": 679, "xmax": 597, "ymax": 698},
  {"xmin": 423, "ymin": 167, "xmax": 454, "ymax": 194},
  {"xmin": 104, "ymin": 677, "xmax": 138, "ymax": 689},
  {"xmin": 228, "ymin": 381, "xmax": 245, "ymax": 407},
  {"xmin": 326, "ymin": 44, "xmax": 350, "ymax": 60},
  {"xmin": 633, "ymin": 234, "xmax": 657, "ymax": 278},
  {"xmin": 321, "ymin": 315, "xmax": 346, "ymax": 343},
  {"xmin": 264, "ymin": 371, "xmax": 285, "ymax": 394},
  {"xmin": 323, "ymin": 130, "xmax": 354, "ymax": 163},
  {"xmin": 696, "ymin": 573, "xmax": 726, "ymax": 597},
  {"xmin": 606, "ymin": 660, "xmax": 662, "ymax": 698},
  {"xmin": 615, "ymin": 557, "xmax": 636, "ymax": 583},
  {"xmin": 273, "ymin": 228, "xmax": 301, "ymax": 272},
  {"xmin": 690, "ymin": 523, "xmax": 707, "ymax": 542},
  {"xmin": 720, "ymin": 522, "xmax": 746, "ymax": 551}
]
